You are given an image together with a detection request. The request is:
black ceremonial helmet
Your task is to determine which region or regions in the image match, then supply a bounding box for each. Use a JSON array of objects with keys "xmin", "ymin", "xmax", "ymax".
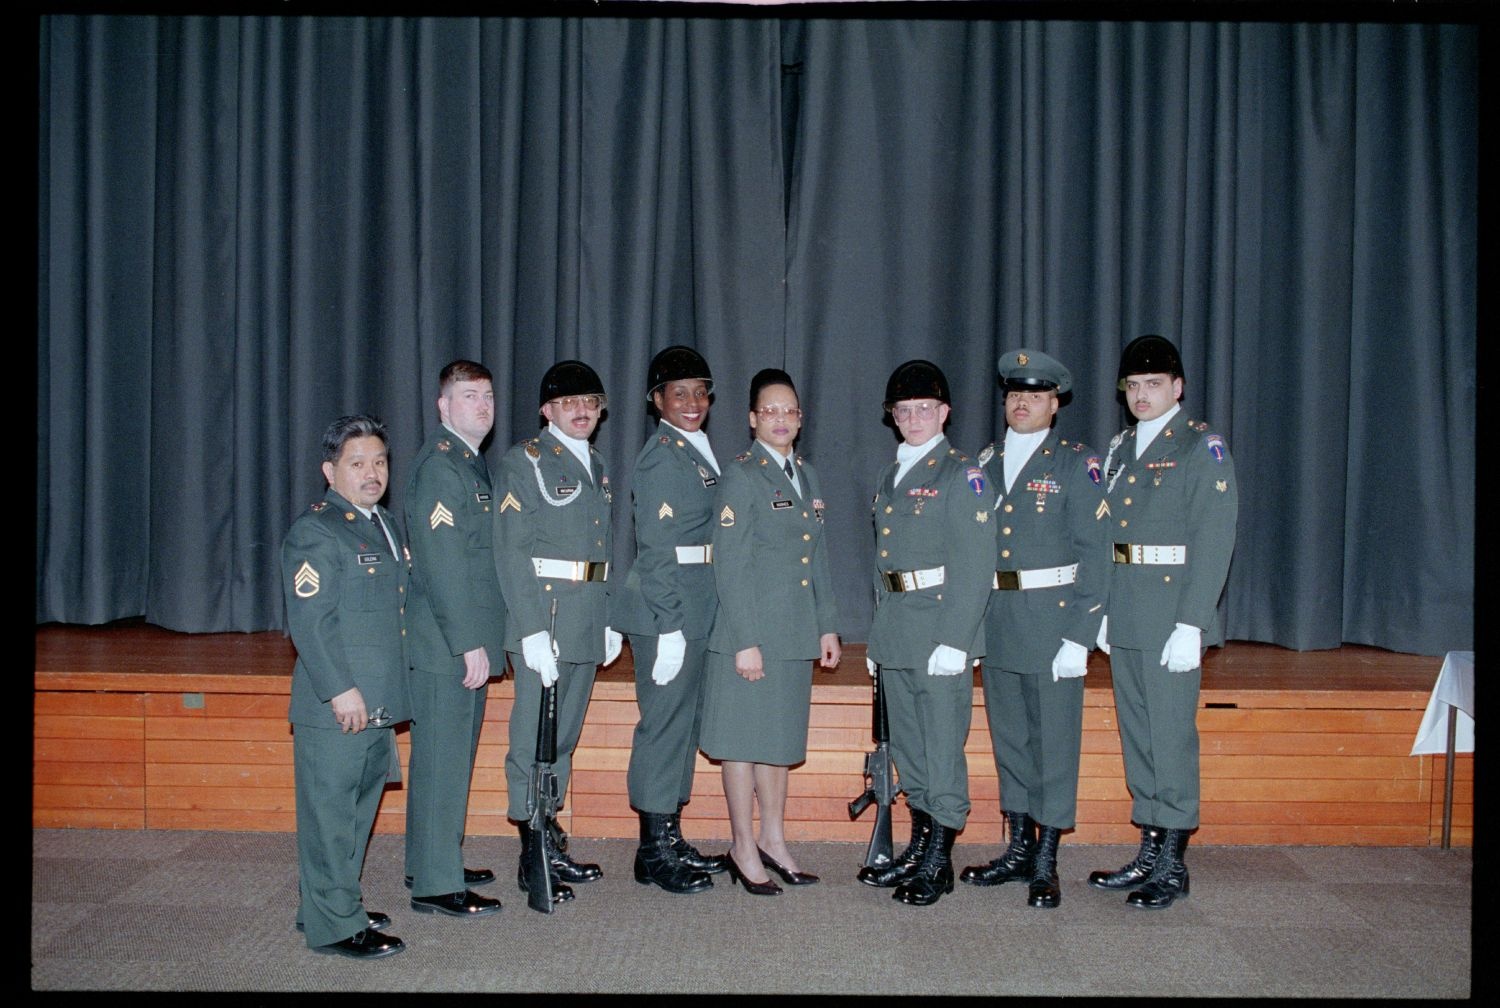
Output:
[
  {"xmin": 539, "ymin": 359, "xmax": 606, "ymax": 409},
  {"xmin": 646, "ymin": 345, "xmax": 713, "ymax": 401},
  {"xmin": 884, "ymin": 359, "xmax": 951, "ymax": 407},
  {"xmin": 1117, "ymin": 335, "xmax": 1184, "ymax": 390}
]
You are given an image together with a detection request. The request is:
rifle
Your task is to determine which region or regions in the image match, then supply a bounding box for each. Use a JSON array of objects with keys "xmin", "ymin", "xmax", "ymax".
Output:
[
  {"xmin": 523, "ymin": 600, "xmax": 561, "ymax": 913},
  {"xmin": 847, "ymin": 662, "xmax": 896, "ymax": 870}
]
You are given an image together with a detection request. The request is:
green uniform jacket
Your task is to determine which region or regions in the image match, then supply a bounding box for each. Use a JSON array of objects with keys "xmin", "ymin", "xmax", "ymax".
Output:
[
  {"xmin": 611, "ymin": 422, "xmax": 720, "ymax": 639},
  {"xmin": 403, "ymin": 428, "xmax": 507, "ymax": 666},
  {"xmin": 282, "ymin": 490, "xmax": 412, "ymax": 728},
  {"xmin": 707, "ymin": 443, "xmax": 839, "ymax": 659},
  {"xmin": 493, "ymin": 430, "xmax": 613, "ymax": 663},
  {"xmin": 978, "ymin": 432, "xmax": 1110, "ymax": 672},
  {"xmin": 1101, "ymin": 413, "xmax": 1238, "ymax": 649},
  {"xmin": 868, "ymin": 439, "xmax": 998, "ymax": 668}
]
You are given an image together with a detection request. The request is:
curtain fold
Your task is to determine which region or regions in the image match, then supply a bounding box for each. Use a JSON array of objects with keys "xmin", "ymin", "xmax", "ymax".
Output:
[{"xmin": 37, "ymin": 15, "xmax": 1474, "ymax": 655}]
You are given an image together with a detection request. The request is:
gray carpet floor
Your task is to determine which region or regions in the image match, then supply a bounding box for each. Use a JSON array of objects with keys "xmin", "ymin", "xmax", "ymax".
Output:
[{"xmin": 31, "ymin": 828, "xmax": 1472, "ymax": 997}]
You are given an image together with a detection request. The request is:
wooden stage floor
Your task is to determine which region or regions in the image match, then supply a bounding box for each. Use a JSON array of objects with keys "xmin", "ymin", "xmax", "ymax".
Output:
[{"xmin": 34, "ymin": 620, "xmax": 1470, "ymax": 846}]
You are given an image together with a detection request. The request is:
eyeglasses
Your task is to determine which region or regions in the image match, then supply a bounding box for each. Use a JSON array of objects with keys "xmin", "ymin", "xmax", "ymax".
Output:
[
  {"xmin": 755, "ymin": 406, "xmax": 803, "ymax": 420},
  {"xmin": 888, "ymin": 402, "xmax": 941, "ymax": 421},
  {"xmin": 551, "ymin": 395, "xmax": 606, "ymax": 411}
]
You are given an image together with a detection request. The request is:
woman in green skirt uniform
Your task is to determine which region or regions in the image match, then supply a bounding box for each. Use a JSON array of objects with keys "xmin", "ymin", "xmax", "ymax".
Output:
[{"xmin": 700, "ymin": 369, "xmax": 842, "ymax": 894}]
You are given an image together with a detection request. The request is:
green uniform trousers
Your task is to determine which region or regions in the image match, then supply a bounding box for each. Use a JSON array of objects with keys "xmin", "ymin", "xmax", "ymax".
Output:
[
  {"xmin": 403, "ymin": 663, "xmax": 487, "ymax": 896},
  {"xmin": 981, "ymin": 666, "xmax": 1085, "ymax": 829},
  {"xmin": 1109, "ymin": 645, "xmax": 1202, "ymax": 829},
  {"xmin": 505, "ymin": 657, "xmax": 598, "ymax": 821},
  {"xmin": 882, "ymin": 664, "xmax": 974, "ymax": 831},
  {"xmin": 294, "ymin": 724, "xmax": 394, "ymax": 947},
  {"xmin": 625, "ymin": 633, "xmax": 709, "ymax": 814}
]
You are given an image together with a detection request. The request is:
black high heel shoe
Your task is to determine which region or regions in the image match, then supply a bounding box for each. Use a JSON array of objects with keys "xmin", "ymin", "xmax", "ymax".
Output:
[
  {"xmin": 758, "ymin": 848, "xmax": 819, "ymax": 886},
  {"xmin": 726, "ymin": 851, "xmax": 783, "ymax": 896}
]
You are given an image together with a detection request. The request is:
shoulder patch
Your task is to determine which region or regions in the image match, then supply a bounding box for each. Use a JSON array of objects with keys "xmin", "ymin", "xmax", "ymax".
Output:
[
  {"xmin": 1086, "ymin": 456, "xmax": 1103, "ymax": 484},
  {"xmin": 1204, "ymin": 433, "xmax": 1228, "ymax": 463},
  {"xmin": 966, "ymin": 466, "xmax": 986, "ymax": 496}
]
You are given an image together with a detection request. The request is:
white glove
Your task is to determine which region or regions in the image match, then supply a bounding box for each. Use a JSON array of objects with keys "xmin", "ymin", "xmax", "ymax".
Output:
[
  {"xmin": 926, "ymin": 644, "xmax": 967, "ymax": 676},
  {"xmin": 865, "ymin": 657, "xmax": 877, "ymax": 679},
  {"xmin": 1051, "ymin": 639, "xmax": 1089, "ymax": 682},
  {"xmin": 1160, "ymin": 623, "xmax": 1202, "ymax": 673},
  {"xmin": 1096, "ymin": 615, "xmax": 1111, "ymax": 655},
  {"xmin": 652, "ymin": 630, "xmax": 686, "ymax": 685},
  {"xmin": 521, "ymin": 630, "xmax": 560, "ymax": 687},
  {"xmin": 603, "ymin": 627, "xmax": 623, "ymax": 666}
]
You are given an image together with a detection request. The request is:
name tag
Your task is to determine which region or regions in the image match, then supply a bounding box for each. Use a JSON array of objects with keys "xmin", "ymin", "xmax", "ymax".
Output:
[
  {"xmin": 701, "ymin": 476, "xmax": 718, "ymax": 488},
  {"xmin": 358, "ymin": 553, "xmax": 381, "ymax": 565},
  {"xmin": 475, "ymin": 492, "xmax": 492, "ymax": 503},
  {"xmin": 556, "ymin": 485, "xmax": 576, "ymax": 496},
  {"xmin": 771, "ymin": 499, "xmax": 794, "ymax": 509}
]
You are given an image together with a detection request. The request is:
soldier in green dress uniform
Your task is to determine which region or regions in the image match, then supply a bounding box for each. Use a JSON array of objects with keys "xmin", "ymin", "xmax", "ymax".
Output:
[
  {"xmin": 493, "ymin": 360, "xmax": 621, "ymax": 907},
  {"xmin": 1088, "ymin": 335, "xmax": 1238, "ymax": 910},
  {"xmin": 402, "ymin": 361, "xmax": 504, "ymax": 918},
  {"xmin": 613, "ymin": 346, "xmax": 730, "ymax": 893},
  {"xmin": 959, "ymin": 349, "xmax": 1108, "ymax": 909},
  {"xmin": 699, "ymin": 369, "xmax": 842, "ymax": 895},
  {"xmin": 283, "ymin": 414, "xmax": 410, "ymax": 959},
  {"xmin": 861, "ymin": 360, "xmax": 998, "ymax": 906}
]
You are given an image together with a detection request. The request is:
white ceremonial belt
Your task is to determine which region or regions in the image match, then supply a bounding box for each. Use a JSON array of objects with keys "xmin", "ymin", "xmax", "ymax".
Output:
[
  {"xmin": 993, "ymin": 563, "xmax": 1078, "ymax": 591},
  {"xmin": 1112, "ymin": 544, "xmax": 1186, "ymax": 565},
  {"xmin": 675, "ymin": 545, "xmax": 713, "ymax": 564},
  {"xmin": 532, "ymin": 557, "xmax": 609, "ymax": 582},
  {"xmin": 881, "ymin": 566, "xmax": 946, "ymax": 592}
]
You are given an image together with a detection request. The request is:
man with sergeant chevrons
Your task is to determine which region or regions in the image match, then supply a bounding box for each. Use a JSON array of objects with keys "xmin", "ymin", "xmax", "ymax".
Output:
[
  {"xmin": 1089, "ymin": 334, "xmax": 1237, "ymax": 910},
  {"xmin": 960, "ymin": 349, "xmax": 1108, "ymax": 909},
  {"xmin": 493, "ymin": 360, "xmax": 621, "ymax": 908}
]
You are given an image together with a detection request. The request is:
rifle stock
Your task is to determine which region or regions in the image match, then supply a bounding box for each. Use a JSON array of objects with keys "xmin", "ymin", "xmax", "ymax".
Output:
[
  {"xmin": 523, "ymin": 603, "xmax": 562, "ymax": 913},
  {"xmin": 848, "ymin": 663, "xmax": 896, "ymax": 869}
]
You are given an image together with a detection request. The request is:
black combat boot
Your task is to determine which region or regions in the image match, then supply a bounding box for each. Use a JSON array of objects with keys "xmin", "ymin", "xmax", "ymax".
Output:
[
  {"xmin": 1126, "ymin": 828, "xmax": 1190, "ymax": 909},
  {"xmin": 960, "ymin": 810, "xmax": 1036, "ymax": 886},
  {"xmin": 857, "ymin": 808, "xmax": 932, "ymax": 888},
  {"xmin": 668, "ymin": 807, "xmax": 729, "ymax": 874},
  {"xmin": 1087, "ymin": 824, "xmax": 1166, "ymax": 890},
  {"xmin": 1027, "ymin": 824, "xmax": 1062, "ymax": 908},
  {"xmin": 893, "ymin": 821, "xmax": 956, "ymax": 906},
  {"xmin": 546, "ymin": 818, "xmax": 603, "ymax": 883},
  {"xmin": 515, "ymin": 821, "xmax": 574, "ymax": 905},
  {"xmin": 633, "ymin": 811, "xmax": 713, "ymax": 894}
]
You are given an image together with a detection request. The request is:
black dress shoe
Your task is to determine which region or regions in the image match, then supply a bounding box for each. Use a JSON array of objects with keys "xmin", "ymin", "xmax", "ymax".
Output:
[
  {"xmin": 410, "ymin": 889, "xmax": 502, "ymax": 917},
  {"xmin": 297, "ymin": 911, "xmax": 389, "ymax": 934},
  {"xmin": 759, "ymin": 848, "xmax": 819, "ymax": 885},
  {"xmin": 726, "ymin": 852, "xmax": 782, "ymax": 896},
  {"xmin": 313, "ymin": 929, "xmax": 405, "ymax": 960},
  {"xmin": 404, "ymin": 867, "xmax": 495, "ymax": 890}
]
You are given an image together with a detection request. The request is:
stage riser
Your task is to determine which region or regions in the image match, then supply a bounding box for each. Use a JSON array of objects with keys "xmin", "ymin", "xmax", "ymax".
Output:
[{"xmin": 33, "ymin": 667, "xmax": 1471, "ymax": 847}]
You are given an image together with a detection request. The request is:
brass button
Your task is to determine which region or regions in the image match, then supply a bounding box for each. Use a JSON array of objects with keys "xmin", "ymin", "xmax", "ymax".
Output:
[
  {"xmin": 1120, "ymin": 519, "xmax": 1128, "ymax": 527},
  {"xmin": 1002, "ymin": 527, "xmax": 1012, "ymax": 535},
  {"xmin": 1058, "ymin": 600, "xmax": 1066, "ymax": 607},
  {"xmin": 800, "ymin": 579, "xmax": 809, "ymax": 587},
  {"xmin": 1128, "ymin": 475, "xmax": 1136, "ymax": 484},
  {"xmin": 1004, "ymin": 504, "xmax": 1013, "ymax": 513},
  {"xmin": 885, "ymin": 505, "xmax": 893, "ymax": 514},
  {"xmin": 1164, "ymin": 575, "xmax": 1172, "ymax": 583},
  {"xmin": 544, "ymin": 584, "xmax": 553, "ymax": 592},
  {"xmin": 1001, "ymin": 549, "xmax": 1010, "ymax": 558},
  {"xmin": 880, "ymin": 549, "xmax": 889, "ymax": 558},
  {"xmin": 882, "ymin": 527, "xmax": 891, "ymax": 536},
  {"xmin": 367, "ymin": 567, "xmax": 375, "ymax": 574},
  {"xmin": 802, "ymin": 533, "xmax": 811, "ymax": 541},
  {"xmin": 801, "ymin": 557, "xmax": 810, "ymax": 564},
  {"xmin": 803, "ymin": 511, "xmax": 809, "ymax": 518},
  {"xmin": 1124, "ymin": 497, "xmax": 1132, "ymax": 506}
]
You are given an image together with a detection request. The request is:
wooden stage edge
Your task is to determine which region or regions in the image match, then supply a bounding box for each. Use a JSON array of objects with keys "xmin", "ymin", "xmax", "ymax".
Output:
[{"xmin": 34, "ymin": 621, "xmax": 1471, "ymax": 848}]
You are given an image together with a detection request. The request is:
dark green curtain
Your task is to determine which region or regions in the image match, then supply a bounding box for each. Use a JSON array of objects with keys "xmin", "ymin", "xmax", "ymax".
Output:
[{"xmin": 37, "ymin": 15, "xmax": 1475, "ymax": 657}]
